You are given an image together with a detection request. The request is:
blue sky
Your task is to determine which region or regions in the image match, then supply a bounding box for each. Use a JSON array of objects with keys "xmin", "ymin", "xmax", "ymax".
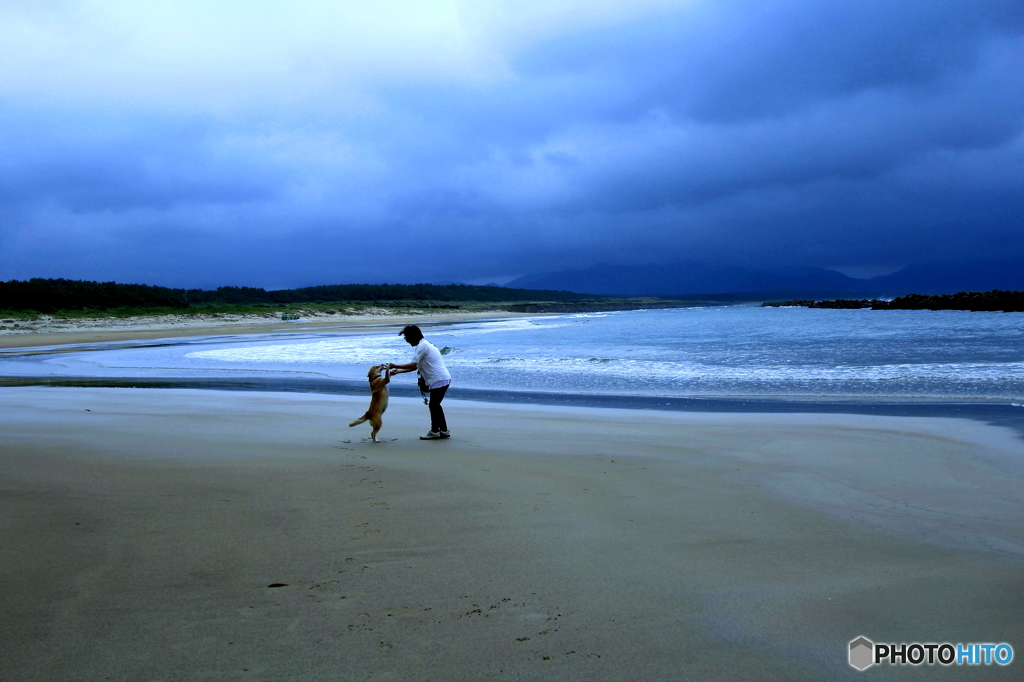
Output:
[{"xmin": 2, "ymin": 0, "xmax": 1022, "ymax": 288}]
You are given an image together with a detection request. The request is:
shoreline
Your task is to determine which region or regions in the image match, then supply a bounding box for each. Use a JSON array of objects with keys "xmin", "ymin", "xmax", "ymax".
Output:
[
  {"xmin": 2, "ymin": 386, "xmax": 1022, "ymax": 680},
  {"xmin": 3, "ymin": 311, "xmax": 1022, "ymax": 434}
]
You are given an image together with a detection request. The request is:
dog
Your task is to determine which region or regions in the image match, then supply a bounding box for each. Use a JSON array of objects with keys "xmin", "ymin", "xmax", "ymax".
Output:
[{"xmin": 349, "ymin": 364, "xmax": 391, "ymax": 442}]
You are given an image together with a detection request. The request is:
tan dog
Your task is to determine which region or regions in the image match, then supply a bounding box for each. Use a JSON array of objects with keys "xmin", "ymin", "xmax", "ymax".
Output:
[{"xmin": 349, "ymin": 364, "xmax": 391, "ymax": 442}]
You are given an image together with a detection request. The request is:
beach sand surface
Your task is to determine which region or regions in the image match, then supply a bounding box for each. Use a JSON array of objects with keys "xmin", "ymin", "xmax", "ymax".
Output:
[
  {"xmin": 2, "ymin": 387, "xmax": 1022, "ymax": 681},
  {"xmin": 0, "ymin": 310, "xmax": 527, "ymax": 350}
]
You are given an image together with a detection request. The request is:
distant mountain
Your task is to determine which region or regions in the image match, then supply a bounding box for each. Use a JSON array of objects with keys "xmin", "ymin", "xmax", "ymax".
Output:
[
  {"xmin": 507, "ymin": 258, "xmax": 1024, "ymax": 298},
  {"xmin": 507, "ymin": 263, "xmax": 868, "ymax": 298},
  {"xmin": 865, "ymin": 258, "xmax": 1024, "ymax": 296}
]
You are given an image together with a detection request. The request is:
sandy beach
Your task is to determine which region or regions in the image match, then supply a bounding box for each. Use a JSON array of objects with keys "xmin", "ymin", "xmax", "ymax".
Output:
[
  {"xmin": 0, "ymin": 309, "xmax": 529, "ymax": 350},
  {"xmin": 2, "ymin": 386, "xmax": 1022, "ymax": 681}
]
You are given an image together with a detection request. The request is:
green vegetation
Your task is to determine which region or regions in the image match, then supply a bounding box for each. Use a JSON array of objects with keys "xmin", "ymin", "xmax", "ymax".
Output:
[
  {"xmin": 0, "ymin": 278, "xmax": 596, "ymax": 318},
  {"xmin": 761, "ymin": 290, "xmax": 1024, "ymax": 312}
]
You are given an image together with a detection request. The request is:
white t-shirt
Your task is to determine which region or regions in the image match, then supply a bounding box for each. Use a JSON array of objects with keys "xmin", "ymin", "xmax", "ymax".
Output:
[{"xmin": 413, "ymin": 340, "xmax": 451, "ymax": 388}]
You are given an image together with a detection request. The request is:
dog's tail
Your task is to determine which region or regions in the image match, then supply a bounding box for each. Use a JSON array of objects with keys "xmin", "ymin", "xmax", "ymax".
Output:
[{"xmin": 349, "ymin": 414, "xmax": 368, "ymax": 427}]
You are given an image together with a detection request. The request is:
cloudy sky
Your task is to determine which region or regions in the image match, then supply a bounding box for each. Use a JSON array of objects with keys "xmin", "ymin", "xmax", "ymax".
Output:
[{"xmin": 2, "ymin": 0, "xmax": 1023, "ymax": 288}]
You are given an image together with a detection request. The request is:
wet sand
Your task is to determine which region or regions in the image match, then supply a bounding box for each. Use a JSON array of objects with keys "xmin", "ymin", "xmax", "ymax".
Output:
[{"xmin": 2, "ymin": 387, "xmax": 1022, "ymax": 680}]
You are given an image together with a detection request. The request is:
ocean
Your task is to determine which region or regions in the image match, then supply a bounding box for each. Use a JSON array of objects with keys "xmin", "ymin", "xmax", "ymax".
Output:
[{"xmin": 3, "ymin": 306, "xmax": 1023, "ymax": 403}]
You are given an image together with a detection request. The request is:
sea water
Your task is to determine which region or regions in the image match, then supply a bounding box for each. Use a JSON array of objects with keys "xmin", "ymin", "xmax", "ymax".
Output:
[{"xmin": 4, "ymin": 306, "xmax": 1023, "ymax": 402}]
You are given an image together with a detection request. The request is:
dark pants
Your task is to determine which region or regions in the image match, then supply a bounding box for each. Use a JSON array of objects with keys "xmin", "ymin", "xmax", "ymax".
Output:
[{"xmin": 428, "ymin": 384, "xmax": 449, "ymax": 432}]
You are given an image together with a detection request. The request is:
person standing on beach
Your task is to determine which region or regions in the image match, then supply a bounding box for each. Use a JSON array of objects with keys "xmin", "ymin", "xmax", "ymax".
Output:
[{"xmin": 389, "ymin": 325, "xmax": 452, "ymax": 440}]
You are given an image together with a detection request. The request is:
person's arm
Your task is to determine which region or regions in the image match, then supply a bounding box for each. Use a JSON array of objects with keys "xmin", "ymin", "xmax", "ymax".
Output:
[{"xmin": 388, "ymin": 362, "xmax": 417, "ymax": 375}]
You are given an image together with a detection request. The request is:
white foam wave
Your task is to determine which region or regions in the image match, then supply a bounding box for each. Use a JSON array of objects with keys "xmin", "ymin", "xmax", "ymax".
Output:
[
  {"xmin": 186, "ymin": 337, "xmax": 396, "ymax": 365},
  {"xmin": 439, "ymin": 318, "xmax": 573, "ymax": 336},
  {"xmin": 454, "ymin": 356, "xmax": 1024, "ymax": 382}
]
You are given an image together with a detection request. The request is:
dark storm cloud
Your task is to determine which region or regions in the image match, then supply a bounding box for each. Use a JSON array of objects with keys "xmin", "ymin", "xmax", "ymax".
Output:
[
  {"xmin": 441, "ymin": 0, "xmax": 1024, "ymax": 203},
  {"xmin": 513, "ymin": 0, "xmax": 1024, "ymax": 122},
  {"xmin": 379, "ymin": 0, "xmax": 1024, "ymax": 274},
  {"xmin": 2, "ymin": 0, "xmax": 1023, "ymax": 287}
]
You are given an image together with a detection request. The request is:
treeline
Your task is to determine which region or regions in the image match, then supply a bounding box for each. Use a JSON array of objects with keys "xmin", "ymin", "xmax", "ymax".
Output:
[
  {"xmin": 762, "ymin": 290, "xmax": 1024, "ymax": 312},
  {"xmin": 0, "ymin": 279, "xmax": 190, "ymax": 312},
  {"xmin": 0, "ymin": 278, "xmax": 592, "ymax": 313}
]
